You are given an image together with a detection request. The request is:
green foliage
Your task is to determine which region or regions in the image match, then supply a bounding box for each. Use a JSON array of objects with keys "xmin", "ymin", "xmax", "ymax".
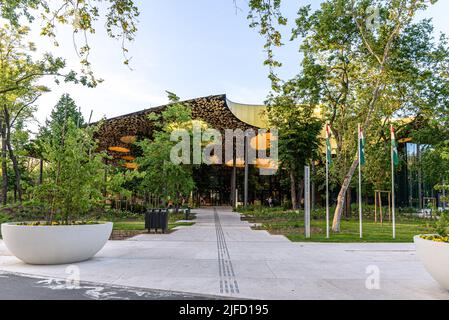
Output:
[
  {"xmin": 47, "ymin": 94, "xmax": 84, "ymax": 128},
  {"xmin": 31, "ymin": 119, "xmax": 106, "ymax": 223},
  {"xmin": 0, "ymin": 0, "xmax": 140, "ymax": 77},
  {"xmin": 136, "ymin": 94, "xmax": 195, "ymax": 207},
  {"xmin": 267, "ymin": 78, "xmax": 322, "ymax": 172},
  {"xmin": 431, "ymin": 142, "xmax": 449, "ymax": 204},
  {"xmin": 248, "ymin": 0, "xmax": 449, "ymax": 230},
  {"xmin": 0, "ymin": 212, "xmax": 9, "ymax": 225},
  {"xmin": 38, "ymin": 94, "xmax": 85, "ymax": 151},
  {"xmin": 0, "ymin": 24, "xmax": 68, "ymax": 96},
  {"xmin": 247, "ymin": 0, "xmax": 286, "ymax": 91},
  {"xmin": 421, "ymin": 146, "xmax": 449, "ymax": 190},
  {"xmin": 265, "ymin": 78, "xmax": 322, "ymax": 209},
  {"xmin": 101, "ymin": 208, "xmax": 142, "ymax": 221},
  {"xmin": 239, "ymin": 206, "xmax": 433, "ymax": 243},
  {"xmin": 434, "ymin": 213, "xmax": 449, "ymax": 237}
]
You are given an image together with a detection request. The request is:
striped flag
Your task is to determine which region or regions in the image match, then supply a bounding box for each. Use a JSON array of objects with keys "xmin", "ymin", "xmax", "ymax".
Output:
[
  {"xmin": 391, "ymin": 125, "xmax": 399, "ymax": 166},
  {"xmin": 325, "ymin": 123, "xmax": 332, "ymax": 165},
  {"xmin": 359, "ymin": 125, "xmax": 366, "ymax": 166}
]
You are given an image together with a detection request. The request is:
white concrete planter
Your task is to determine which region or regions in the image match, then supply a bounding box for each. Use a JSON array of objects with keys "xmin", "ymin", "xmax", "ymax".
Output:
[
  {"xmin": 1, "ymin": 222, "xmax": 113, "ymax": 265},
  {"xmin": 414, "ymin": 235, "xmax": 449, "ymax": 291}
]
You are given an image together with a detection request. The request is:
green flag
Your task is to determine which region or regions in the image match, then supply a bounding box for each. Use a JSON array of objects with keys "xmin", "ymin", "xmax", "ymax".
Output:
[
  {"xmin": 359, "ymin": 126, "xmax": 366, "ymax": 166},
  {"xmin": 391, "ymin": 125, "xmax": 399, "ymax": 166},
  {"xmin": 326, "ymin": 124, "xmax": 332, "ymax": 165}
]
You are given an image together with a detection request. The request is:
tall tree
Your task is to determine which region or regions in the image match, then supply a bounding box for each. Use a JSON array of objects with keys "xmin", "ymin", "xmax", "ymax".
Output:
[
  {"xmin": 136, "ymin": 93, "xmax": 195, "ymax": 209},
  {"xmin": 0, "ymin": 24, "xmax": 90, "ymax": 204},
  {"xmin": 0, "ymin": 24, "xmax": 60, "ymax": 203},
  {"xmin": 266, "ymin": 78, "xmax": 322, "ymax": 209},
  {"xmin": 39, "ymin": 93, "xmax": 85, "ymax": 143},
  {"xmin": 249, "ymin": 0, "xmax": 449, "ymax": 231},
  {"xmin": 32, "ymin": 119, "xmax": 106, "ymax": 223}
]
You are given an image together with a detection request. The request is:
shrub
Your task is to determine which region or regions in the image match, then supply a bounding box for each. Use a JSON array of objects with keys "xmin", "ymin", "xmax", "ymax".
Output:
[{"xmin": 435, "ymin": 213, "xmax": 449, "ymax": 237}]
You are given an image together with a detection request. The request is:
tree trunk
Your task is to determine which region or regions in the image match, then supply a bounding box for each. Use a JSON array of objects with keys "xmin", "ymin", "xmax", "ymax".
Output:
[
  {"xmin": 330, "ymin": 5, "xmax": 410, "ymax": 231},
  {"xmin": 5, "ymin": 139, "xmax": 22, "ymax": 203},
  {"xmin": 39, "ymin": 158, "xmax": 43, "ymax": 185},
  {"xmin": 332, "ymin": 158, "xmax": 359, "ymax": 232},
  {"xmin": 1, "ymin": 121, "xmax": 7, "ymax": 205},
  {"xmin": 344, "ymin": 186, "xmax": 352, "ymax": 218},
  {"xmin": 3, "ymin": 109, "xmax": 22, "ymax": 202},
  {"xmin": 5, "ymin": 138, "xmax": 22, "ymax": 202},
  {"xmin": 298, "ymin": 178, "xmax": 304, "ymax": 210},
  {"xmin": 290, "ymin": 169, "xmax": 297, "ymax": 210}
]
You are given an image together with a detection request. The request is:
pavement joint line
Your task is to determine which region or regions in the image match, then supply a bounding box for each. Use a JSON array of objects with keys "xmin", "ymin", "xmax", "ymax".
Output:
[
  {"xmin": 1, "ymin": 208, "xmax": 446, "ymax": 300},
  {"xmin": 344, "ymin": 250, "xmax": 416, "ymax": 253}
]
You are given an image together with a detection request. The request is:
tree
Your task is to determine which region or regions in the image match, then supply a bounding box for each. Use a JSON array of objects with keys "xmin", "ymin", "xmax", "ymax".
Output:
[
  {"xmin": 248, "ymin": 0, "xmax": 449, "ymax": 231},
  {"xmin": 0, "ymin": 25, "xmax": 51, "ymax": 203},
  {"xmin": 32, "ymin": 119, "xmax": 106, "ymax": 223},
  {"xmin": 266, "ymin": 78, "xmax": 322, "ymax": 209},
  {"xmin": 0, "ymin": 25, "xmax": 70, "ymax": 96},
  {"xmin": 0, "ymin": 24, "xmax": 80, "ymax": 204},
  {"xmin": 39, "ymin": 93, "xmax": 85, "ymax": 144},
  {"xmin": 136, "ymin": 93, "xmax": 195, "ymax": 209},
  {"xmin": 0, "ymin": 0, "xmax": 139, "ymax": 79}
]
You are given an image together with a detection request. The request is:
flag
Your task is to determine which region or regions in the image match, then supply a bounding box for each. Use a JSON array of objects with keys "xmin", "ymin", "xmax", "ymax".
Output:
[
  {"xmin": 325, "ymin": 123, "xmax": 332, "ymax": 165},
  {"xmin": 391, "ymin": 125, "xmax": 399, "ymax": 166},
  {"xmin": 359, "ymin": 125, "xmax": 366, "ymax": 166}
]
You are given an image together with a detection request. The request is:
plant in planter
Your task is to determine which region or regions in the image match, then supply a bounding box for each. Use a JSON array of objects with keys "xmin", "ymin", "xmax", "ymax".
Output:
[
  {"xmin": 420, "ymin": 214, "xmax": 449, "ymax": 243},
  {"xmin": 1, "ymin": 117, "xmax": 113, "ymax": 265},
  {"xmin": 414, "ymin": 213, "xmax": 449, "ymax": 290}
]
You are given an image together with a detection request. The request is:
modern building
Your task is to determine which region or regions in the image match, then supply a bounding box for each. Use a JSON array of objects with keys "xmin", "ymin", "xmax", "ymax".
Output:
[
  {"xmin": 96, "ymin": 94, "xmax": 438, "ymax": 209},
  {"xmin": 96, "ymin": 94, "xmax": 279, "ymax": 206}
]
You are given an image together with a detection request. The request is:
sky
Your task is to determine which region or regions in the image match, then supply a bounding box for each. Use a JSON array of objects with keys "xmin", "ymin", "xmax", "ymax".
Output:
[{"xmin": 23, "ymin": 0, "xmax": 449, "ymax": 131}]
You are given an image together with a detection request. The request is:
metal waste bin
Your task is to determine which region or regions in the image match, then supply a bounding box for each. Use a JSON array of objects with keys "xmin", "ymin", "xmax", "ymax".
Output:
[
  {"xmin": 145, "ymin": 208, "xmax": 169, "ymax": 233},
  {"xmin": 184, "ymin": 207, "xmax": 191, "ymax": 220}
]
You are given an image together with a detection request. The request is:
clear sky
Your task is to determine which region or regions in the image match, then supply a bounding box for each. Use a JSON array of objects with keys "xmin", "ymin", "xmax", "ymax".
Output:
[{"xmin": 27, "ymin": 0, "xmax": 449, "ymax": 130}]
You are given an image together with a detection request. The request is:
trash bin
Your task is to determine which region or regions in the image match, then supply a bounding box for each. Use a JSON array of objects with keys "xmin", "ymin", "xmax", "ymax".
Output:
[
  {"xmin": 185, "ymin": 207, "xmax": 191, "ymax": 220},
  {"xmin": 145, "ymin": 209, "xmax": 169, "ymax": 233}
]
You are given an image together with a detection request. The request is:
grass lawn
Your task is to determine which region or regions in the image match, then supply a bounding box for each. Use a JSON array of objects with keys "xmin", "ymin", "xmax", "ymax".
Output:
[
  {"xmin": 0, "ymin": 211, "xmax": 196, "ymax": 239},
  {"xmin": 112, "ymin": 220, "xmax": 195, "ymax": 231},
  {"xmin": 240, "ymin": 207, "xmax": 435, "ymax": 243},
  {"xmin": 112, "ymin": 211, "xmax": 196, "ymax": 232}
]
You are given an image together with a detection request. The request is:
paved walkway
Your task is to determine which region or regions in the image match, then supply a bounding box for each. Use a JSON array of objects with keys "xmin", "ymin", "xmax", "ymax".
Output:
[{"xmin": 0, "ymin": 207, "xmax": 448, "ymax": 300}]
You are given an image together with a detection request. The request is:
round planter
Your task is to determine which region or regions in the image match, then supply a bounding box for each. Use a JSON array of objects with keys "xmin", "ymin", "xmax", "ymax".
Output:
[
  {"xmin": 1, "ymin": 222, "xmax": 113, "ymax": 265},
  {"xmin": 414, "ymin": 235, "xmax": 449, "ymax": 291}
]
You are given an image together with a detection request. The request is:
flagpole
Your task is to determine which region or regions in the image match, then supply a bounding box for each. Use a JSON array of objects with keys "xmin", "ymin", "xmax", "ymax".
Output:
[
  {"xmin": 326, "ymin": 124, "xmax": 330, "ymax": 239},
  {"xmin": 391, "ymin": 125, "xmax": 396, "ymax": 240},
  {"xmin": 358, "ymin": 124, "xmax": 363, "ymax": 239}
]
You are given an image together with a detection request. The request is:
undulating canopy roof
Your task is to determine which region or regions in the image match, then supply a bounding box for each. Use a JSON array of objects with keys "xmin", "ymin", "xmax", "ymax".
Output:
[{"xmin": 94, "ymin": 94, "xmax": 262, "ymax": 161}]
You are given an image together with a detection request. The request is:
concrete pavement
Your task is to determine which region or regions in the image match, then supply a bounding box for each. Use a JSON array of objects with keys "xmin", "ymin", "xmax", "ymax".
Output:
[{"xmin": 0, "ymin": 207, "xmax": 448, "ymax": 300}]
